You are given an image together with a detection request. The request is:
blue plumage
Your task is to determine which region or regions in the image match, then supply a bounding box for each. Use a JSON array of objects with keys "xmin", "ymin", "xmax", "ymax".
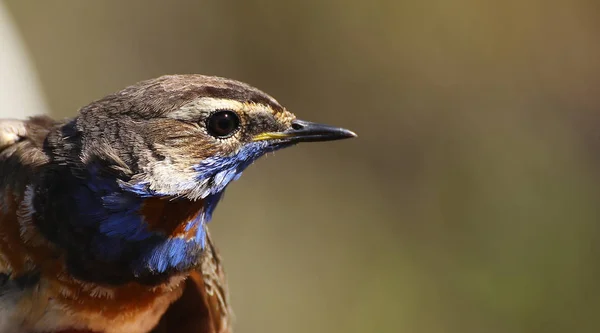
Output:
[
  {"xmin": 91, "ymin": 234, "xmax": 127, "ymax": 261},
  {"xmin": 0, "ymin": 74, "xmax": 356, "ymax": 333},
  {"xmin": 133, "ymin": 236, "xmax": 203, "ymax": 274},
  {"xmin": 203, "ymin": 192, "xmax": 224, "ymax": 224},
  {"xmin": 194, "ymin": 141, "xmax": 285, "ymax": 196},
  {"xmin": 76, "ymin": 180, "xmax": 204, "ymax": 273},
  {"xmin": 96, "ymin": 142, "xmax": 287, "ymax": 274},
  {"xmin": 91, "ymin": 143, "xmax": 278, "ymax": 274}
]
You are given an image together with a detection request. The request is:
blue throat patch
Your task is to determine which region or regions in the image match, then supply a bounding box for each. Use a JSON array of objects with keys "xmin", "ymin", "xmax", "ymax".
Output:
[{"xmin": 77, "ymin": 141, "xmax": 282, "ymax": 276}]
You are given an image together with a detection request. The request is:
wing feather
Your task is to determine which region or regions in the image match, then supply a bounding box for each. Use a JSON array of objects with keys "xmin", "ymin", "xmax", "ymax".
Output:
[{"xmin": 0, "ymin": 116, "xmax": 55, "ymax": 191}]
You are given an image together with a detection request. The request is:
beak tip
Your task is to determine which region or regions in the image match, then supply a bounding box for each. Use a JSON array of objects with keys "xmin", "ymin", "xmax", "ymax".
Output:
[
  {"xmin": 345, "ymin": 129, "xmax": 358, "ymax": 138},
  {"xmin": 290, "ymin": 120, "xmax": 358, "ymax": 142},
  {"xmin": 335, "ymin": 128, "xmax": 357, "ymax": 140}
]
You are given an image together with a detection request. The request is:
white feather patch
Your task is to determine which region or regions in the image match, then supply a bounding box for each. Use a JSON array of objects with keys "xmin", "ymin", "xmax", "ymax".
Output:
[{"xmin": 168, "ymin": 97, "xmax": 244, "ymax": 121}]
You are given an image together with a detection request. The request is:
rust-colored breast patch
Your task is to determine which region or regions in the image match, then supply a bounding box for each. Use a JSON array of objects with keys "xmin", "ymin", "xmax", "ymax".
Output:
[
  {"xmin": 0, "ymin": 188, "xmax": 56, "ymax": 277},
  {"xmin": 0, "ymin": 190, "xmax": 27, "ymax": 274},
  {"xmin": 44, "ymin": 264, "xmax": 185, "ymax": 320},
  {"xmin": 139, "ymin": 197, "xmax": 205, "ymax": 238}
]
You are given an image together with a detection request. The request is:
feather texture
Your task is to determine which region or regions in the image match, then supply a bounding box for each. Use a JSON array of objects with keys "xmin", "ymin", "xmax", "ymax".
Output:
[{"xmin": 0, "ymin": 74, "xmax": 354, "ymax": 333}]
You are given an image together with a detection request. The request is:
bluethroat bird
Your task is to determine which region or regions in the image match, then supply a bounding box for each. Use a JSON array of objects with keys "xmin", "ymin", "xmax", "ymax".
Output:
[{"xmin": 0, "ymin": 75, "xmax": 355, "ymax": 333}]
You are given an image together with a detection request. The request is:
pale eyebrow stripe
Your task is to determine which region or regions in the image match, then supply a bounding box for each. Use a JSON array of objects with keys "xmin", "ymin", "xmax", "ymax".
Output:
[{"xmin": 168, "ymin": 97, "xmax": 245, "ymax": 121}]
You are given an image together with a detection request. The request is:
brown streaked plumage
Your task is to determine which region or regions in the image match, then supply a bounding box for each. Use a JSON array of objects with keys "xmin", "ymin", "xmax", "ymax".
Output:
[{"xmin": 0, "ymin": 74, "xmax": 355, "ymax": 333}]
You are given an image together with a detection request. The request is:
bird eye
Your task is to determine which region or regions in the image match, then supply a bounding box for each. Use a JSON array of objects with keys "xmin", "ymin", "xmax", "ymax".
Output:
[{"xmin": 206, "ymin": 110, "xmax": 241, "ymax": 138}]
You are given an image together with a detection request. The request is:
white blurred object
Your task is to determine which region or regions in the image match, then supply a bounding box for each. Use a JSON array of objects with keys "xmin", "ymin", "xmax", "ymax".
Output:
[{"xmin": 0, "ymin": 2, "xmax": 48, "ymax": 118}]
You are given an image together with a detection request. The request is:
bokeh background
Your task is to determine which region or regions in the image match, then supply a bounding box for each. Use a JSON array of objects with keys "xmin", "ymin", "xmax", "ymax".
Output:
[{"xmin": 2, "ymin": 1, "xmax": 600, "ymax": 332}]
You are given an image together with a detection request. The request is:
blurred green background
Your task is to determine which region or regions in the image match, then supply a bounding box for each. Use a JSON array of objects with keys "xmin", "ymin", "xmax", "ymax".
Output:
[{"xmin": 3, "ymin": 1, "xmax": 600, "ymax": 332}]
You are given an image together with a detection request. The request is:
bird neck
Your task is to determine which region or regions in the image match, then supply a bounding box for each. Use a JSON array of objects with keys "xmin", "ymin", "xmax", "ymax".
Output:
[{"xmin": 32, "ymin": 166, "xmax": 222, "ymax": 286}]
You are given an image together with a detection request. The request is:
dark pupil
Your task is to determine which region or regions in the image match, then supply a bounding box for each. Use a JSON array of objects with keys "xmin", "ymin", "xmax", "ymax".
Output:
[{"xmin": 208, "ymin": 110, "xmax": 240, "ymax": 138}]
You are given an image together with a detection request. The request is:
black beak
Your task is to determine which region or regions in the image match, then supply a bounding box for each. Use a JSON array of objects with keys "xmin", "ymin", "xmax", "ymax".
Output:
[
  {"xmin": 253, "ymin": 119, "xmax": 357, "ymax": 143},
  {"xmin": 286, "ymin": 119, "xmax": 357, "ymax": 142}
]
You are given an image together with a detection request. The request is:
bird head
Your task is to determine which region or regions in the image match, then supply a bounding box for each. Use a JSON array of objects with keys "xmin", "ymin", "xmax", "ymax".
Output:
[
  {"xmin": 73, "ymin": 74, "xmax": 355, "ymax": 200},
  {"xmin": 42, "ymin": 75, "xmax": 355, "ymax": 282}
]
